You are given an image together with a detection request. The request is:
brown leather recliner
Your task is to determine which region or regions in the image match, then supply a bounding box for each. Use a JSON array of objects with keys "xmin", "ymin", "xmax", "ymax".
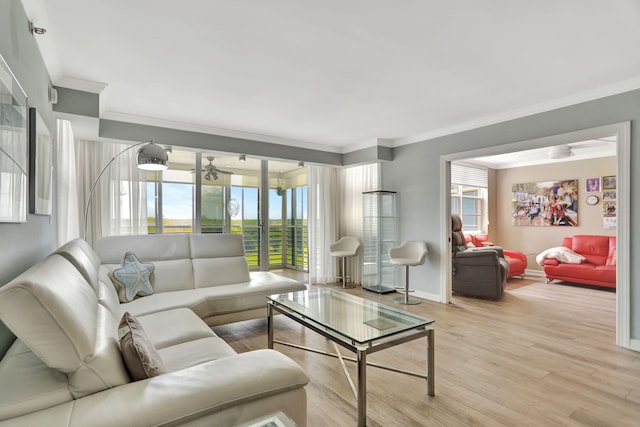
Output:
[{"xmin": 451, "ymin": 215, "xmax": 509, "ymax": 299}]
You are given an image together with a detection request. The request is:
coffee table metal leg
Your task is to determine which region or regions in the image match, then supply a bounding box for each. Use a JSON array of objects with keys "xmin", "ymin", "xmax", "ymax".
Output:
[
  {"xmin": 427, "ymin": 329, "xmax": 434, "ymax": 396},
  {"xmin": 357, "ymin": 349, "xmax": 367, "ymax": 427},
  {"xmin": 267, "ymin": 303, "xmax": 274, "ymax": 349}
]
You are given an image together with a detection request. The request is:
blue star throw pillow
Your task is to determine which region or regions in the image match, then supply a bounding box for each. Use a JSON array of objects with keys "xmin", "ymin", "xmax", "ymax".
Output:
[{"xmin": 110, "ymin": 251, "xmax": 155, "ymax": 303}]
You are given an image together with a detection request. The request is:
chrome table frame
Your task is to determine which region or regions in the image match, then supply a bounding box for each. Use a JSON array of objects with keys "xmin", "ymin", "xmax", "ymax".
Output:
[{"xmin": 267, "ymin": 293, "xmax": 434, "ymax": 427}]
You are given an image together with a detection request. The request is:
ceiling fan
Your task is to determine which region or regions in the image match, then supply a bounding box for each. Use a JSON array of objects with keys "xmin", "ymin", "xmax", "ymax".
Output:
[
  {"xmin": 201, "ymin": 156, "xmax": 233, "ymax": 181},
  {"xmin": 548, "ymin": 139, "xmax": 616, "ymax": 160}
]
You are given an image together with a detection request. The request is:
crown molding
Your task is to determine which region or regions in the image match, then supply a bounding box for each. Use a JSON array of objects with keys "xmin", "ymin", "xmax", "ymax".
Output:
[
  {"xmin": 391, "ymin": 76, "xmax": 640, "ymax": 147},
  {"xmin": 54, "ymin": 76, "xmax": 108, "ymax": 94},
  {"xmin": 342, "ymin": 138, "xmax": 393, "ymax": 154},
  {"xmin": 100, "ymin": 111, "xmax": 343, "ymax": 154}
]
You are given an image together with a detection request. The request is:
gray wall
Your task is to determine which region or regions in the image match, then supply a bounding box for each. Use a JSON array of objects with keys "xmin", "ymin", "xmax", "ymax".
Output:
[
  {"xmin": 382, "ymin": 89, "xmax": 640, "ymax": 339},
  {"xmin": 0, "ymin": 0, "xmax": 57, "ymax": 356}
]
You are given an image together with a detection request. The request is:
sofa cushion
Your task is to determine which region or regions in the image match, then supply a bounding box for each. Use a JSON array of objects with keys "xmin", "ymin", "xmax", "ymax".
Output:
[
  {"xmin": 554, "ymin": 263, "xmax": 616, "ymax": 284},
  {"xmin": 0, "ymin": 254, "xmax": 129, "ymax": 398},
  {"xmin": 159, "ymin": 337, "xmax": 237, "ymax": 372},
  {"xmin": 189, "ymin": 233, "xmax": 245, "ymax": 258},
  {"xmin": 192, "ymin": 272, "xmax": 308, "ymax": 317},
  {"xmin": 110, "ymin": 252, "xmax": 155, "ymax": 303},
  {"xmin": 118, "ymin": 312, "xmax": 166, "ymax": 381},
  {"xmin": 0, "ymin": 255, "xmax": 102, "ymax": 371},
  {"xmin": 103, "ymin": 259, "xmax": 195, "ymax": 294},
  {"xmin": 192, "ymin": 258, "xmax": 251, "ymax": 288},
  {"xmin": 112, "ymin": 288, "xmax": 209, "ymax": 318},
  {"xmin": 0, "ymin": 340, "xmax": 72, "ymax": 421},
  {"xmin": 96, "ymin": 234, "xmax": 191, "ymax": 264},
  {"xmin": 569, "ymin": 235, "xmax": 611, "ymax": 265},
  {"xmin": 54, "ymin": 238, "xmax": 102, "ymax": 294},
  {"xmin": 190, "ymin": 234, "xmax": 251, "ymax": 287},
  {"xmin": 136, "ymin": 308, "xmax": 215, "ymax": 350}
]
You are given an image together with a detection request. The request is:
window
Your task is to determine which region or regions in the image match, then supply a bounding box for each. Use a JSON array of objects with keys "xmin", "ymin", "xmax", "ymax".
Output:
[
  {"xmin": 451, "ymin": 184, "xmax": 486, "ymax": 232},
  {"xmin": 230, "ymin": 186, "xmax": 260, "ymax": 267},
  {"xmin": 285, "ymin": 185, "xmax": 308, "ymax": 270},
  {"xmin": 145, "ymin": 150, "xmax": 308, "ymax": 272},
  {"xmin": 451, "ymin": 163, "xmax": 488, "ymax": 234},
  {"xmin": 201, "ymin": 183, "xmax": 225, "ymax": 234},
  {"xmin": 268, "ymin": 188, "xmax": 284, "ymax": 267},
  {"xmin": 146, "ymin": 152, "xmax": 195, "ymax": 233}
]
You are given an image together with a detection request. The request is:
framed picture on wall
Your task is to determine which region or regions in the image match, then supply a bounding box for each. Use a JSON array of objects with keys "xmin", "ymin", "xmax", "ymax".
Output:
[
  {"xmin": 603, "ymin": 200, "xmax": 617, "ymax": 217},
  {"xmin": 602, "ymin": 175, "xmax": 616, "ymax": 189},
  {"xmin": 585, "ymin": 177, "xmax": 601, "ymax": 192},
  {"xmin": 603, "ymin": 191, "xmax": 616, "ymax": 201},
  {"xmin": 28, "ymin": 108, "xmax": 54, "ymax": 215},
  {"xmin": 512, "ymin": 179, "xmax": 578, "ymax": 226}
]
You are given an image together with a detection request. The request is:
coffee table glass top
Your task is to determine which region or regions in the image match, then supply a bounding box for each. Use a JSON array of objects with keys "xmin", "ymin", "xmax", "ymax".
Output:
[{"xmin": 268, "ymin": 288, "xmax": 434, "ymax": 344}]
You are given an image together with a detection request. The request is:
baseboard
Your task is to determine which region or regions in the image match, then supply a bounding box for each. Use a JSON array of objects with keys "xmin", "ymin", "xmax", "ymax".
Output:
[
  {"xmin": 630, "ymin": 339, "xmax": 640, "ymax": 352},
  {"xmin": 413, "ymin": 290, "xmax": 443, "ymax": 303},
  {"xmin": 524, "ymin": 269, "xmax": 545, "ymax": 278}
]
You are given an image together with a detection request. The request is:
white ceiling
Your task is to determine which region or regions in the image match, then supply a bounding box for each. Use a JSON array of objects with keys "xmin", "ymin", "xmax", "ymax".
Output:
[
  {"xmin": 22, "ymin": 0, "xmax": 640, "ymax": 153},
  {"xmin": 466, "ymin": 136, "xmax": 617, "ymax": 169}
]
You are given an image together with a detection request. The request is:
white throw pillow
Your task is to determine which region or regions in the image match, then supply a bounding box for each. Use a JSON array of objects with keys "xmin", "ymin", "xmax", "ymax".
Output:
[{"xmin": 536, "ymin": 247, "xmax": 587, "ymax": 266}]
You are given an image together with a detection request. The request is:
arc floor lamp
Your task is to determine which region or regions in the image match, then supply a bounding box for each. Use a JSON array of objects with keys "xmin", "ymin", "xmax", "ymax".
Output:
[{"xmin": 83, "ymin": 141, "xmax": 168, "ymax": 240}]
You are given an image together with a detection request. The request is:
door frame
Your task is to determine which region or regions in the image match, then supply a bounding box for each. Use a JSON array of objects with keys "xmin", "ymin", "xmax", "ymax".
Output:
[{"xmin": 439, "ymin": 121, "xmax": 631, "ymax": 349}]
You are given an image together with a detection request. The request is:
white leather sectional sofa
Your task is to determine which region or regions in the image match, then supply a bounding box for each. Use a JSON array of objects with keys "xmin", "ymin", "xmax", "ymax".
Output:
[{"xmin": 0, "ymin": 234, "xmax": 309, "ymax": 426}]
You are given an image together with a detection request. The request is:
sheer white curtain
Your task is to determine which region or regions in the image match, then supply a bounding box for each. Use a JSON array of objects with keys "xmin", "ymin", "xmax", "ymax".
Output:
[
  {"xmin": 307, "ymin": 165, "xmax": 340, "ymax": 284},
  {"xmin": 56, "ymin": 120, "xmax": 80, "ymax": 245},
  {"xmin": 339, "ymin": 163, "xmax": 381, "ymax": 285},
  {"xmin": 76, "ymin": 140, "xmax": 148, "ymax": 246},
  {"xmin": 307, "ymin": 163, "xmax": 380, "ymax": 285}
]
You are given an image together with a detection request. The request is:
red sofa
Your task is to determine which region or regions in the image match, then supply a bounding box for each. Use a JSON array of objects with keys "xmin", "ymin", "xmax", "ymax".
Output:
[
  {"xmin": 542, "ymin": 235, "xmax": 616, "ymax": 288},
  {"xmin": 465, "ymin": 234, "xmax": 527, "ymax": 279}
]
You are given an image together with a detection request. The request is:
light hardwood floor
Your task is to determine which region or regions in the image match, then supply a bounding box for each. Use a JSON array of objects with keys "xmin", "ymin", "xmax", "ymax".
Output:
[{"xmin": 213, "ymin": 275, "xmax": 640, "ymax": 426}]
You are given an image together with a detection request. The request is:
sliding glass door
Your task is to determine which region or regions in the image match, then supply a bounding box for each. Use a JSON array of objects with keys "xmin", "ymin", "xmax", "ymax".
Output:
[{"xmin": 145, "ymin": 149, "xmax": 308, "ymax": 272}]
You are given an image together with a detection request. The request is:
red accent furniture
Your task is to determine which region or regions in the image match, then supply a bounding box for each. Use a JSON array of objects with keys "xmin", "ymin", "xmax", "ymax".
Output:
[
  {"xmin": 465, "ymin": 234, "xmax": 528, "ymax": 279},
  {"xmin": 542, "ymin": 235, "xmax": 616, "ymax": 288},
  {"xmin": 503, "ymin": 250, "xmax": 527, "ymax": 278}
]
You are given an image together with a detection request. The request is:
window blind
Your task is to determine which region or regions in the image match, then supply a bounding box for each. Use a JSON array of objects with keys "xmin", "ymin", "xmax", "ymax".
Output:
[{"xmin": 451, "ymin": 163, "xmax": 488, "ymax": 188}]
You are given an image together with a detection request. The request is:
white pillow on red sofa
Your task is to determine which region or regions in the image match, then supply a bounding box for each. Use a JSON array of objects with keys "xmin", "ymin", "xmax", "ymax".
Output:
[{"xmin": 536, "ymin": 247, "xmax": 586, "ymax": 266}]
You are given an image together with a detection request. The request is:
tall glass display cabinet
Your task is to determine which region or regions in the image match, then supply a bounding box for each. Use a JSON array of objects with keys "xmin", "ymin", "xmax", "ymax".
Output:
[{"xmin": 362, "ymin": 190, "xmax": 397, "ymax": 293}]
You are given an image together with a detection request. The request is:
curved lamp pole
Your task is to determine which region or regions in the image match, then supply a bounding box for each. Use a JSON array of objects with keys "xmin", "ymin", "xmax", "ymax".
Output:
[{"xmin": 83, "ymin": 141, "xmax": 168, "ymax": 240}]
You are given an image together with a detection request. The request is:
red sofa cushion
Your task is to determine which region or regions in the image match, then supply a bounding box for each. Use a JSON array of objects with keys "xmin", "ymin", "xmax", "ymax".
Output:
[{"xmin": 566, "ymin": 235, "xmax": 612, "ymax": 265}]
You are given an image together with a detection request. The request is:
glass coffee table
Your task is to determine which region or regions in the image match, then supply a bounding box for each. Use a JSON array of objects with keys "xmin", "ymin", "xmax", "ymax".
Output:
[{"xmin": 267, "ymin": 288, "xmax": 435, "ymax": 427}]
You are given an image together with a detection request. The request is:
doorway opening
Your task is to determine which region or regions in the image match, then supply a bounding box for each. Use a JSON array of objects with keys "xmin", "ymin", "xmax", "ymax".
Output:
[{"xmin": 440, "ymin": 122, "xmax": 631, "ymax": 348}]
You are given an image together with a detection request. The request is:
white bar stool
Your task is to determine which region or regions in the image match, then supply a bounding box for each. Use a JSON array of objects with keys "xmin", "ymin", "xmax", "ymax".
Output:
[
  {"xmin": 389, "ymin": 240, "xmax": 428, "ymax": 304},
  {"xmin": 330, "ymin": 236, "xmax": 361, "ymax": 289}
]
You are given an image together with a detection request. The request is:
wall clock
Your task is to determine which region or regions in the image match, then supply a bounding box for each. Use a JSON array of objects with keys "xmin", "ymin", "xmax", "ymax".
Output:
[{"xmin": 586, "ymin": 195, "xmax": 599, "ymax": 205}]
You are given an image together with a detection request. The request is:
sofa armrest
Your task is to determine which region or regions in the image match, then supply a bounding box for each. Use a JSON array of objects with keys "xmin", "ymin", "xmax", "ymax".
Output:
[
  {"xmin": 3, "ymin": 350, "xmax": 308, "ymax": 427},
  {"xmin": 503, "ymin": 250, "xmax": 527, "ymax": 262},
  {"xmin": 469, "ymin": 246, "xmax": 505, "ymax": 258},
  {"xmin": 72, "ymin": 349, "xmax": 308, "ymax": 427},
  {"xmin": 454, "ymin": 249, "xmax": 499, "ymax": 266},
  {"xmin": 543, "ymin": 258, "xmax": 560, "ymax": 267}
]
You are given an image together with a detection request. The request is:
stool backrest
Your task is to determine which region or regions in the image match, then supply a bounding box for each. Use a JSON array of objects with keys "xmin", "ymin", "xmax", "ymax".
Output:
[{"xmin": 330, "ymin": 236, "xmax": 361, "ymax": 255}]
